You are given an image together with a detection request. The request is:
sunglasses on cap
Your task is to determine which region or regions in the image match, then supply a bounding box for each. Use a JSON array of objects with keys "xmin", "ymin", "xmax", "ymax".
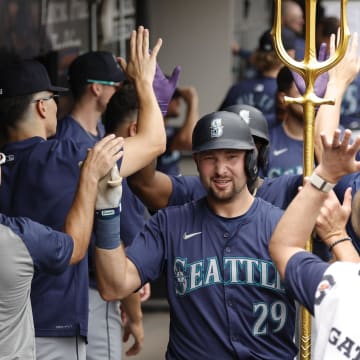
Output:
[{"xmin": 86, "ymin": 79, "xmax": 120, "ymax": 87}]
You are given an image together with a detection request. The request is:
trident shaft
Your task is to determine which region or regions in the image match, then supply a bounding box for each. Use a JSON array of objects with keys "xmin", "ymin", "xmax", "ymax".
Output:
[{"xmin": 271, "ymin": 1, "xmax": 349, "ymax": 359}]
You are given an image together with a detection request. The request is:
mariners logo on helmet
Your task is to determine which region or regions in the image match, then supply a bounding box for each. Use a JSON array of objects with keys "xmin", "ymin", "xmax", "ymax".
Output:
[
  {"xmin": 239, "ymin": 110, "xmax": 250, "ymax": 125},
  {"xmin": 210, "ymin": 118, "xmax": 224, "ymax": 138}
]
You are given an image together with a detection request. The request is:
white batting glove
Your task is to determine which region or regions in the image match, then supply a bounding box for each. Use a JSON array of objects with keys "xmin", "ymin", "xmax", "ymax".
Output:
[{"xmin": 96, "ymin": 163, "xmax": 123, "ymax": 210}]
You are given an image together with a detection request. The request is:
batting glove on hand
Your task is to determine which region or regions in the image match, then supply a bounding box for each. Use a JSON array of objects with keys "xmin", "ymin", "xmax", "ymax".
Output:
[
  {"xmin": 292, "ymin": 42, "xmax": 329, "ymax": 98},
  {"xmin": 153, "ymin": 63, "xmax": 181, "ymax": 116},
  {"xmin": 96, "ymin": 163, "xmax": 123, "ymax": 210}
]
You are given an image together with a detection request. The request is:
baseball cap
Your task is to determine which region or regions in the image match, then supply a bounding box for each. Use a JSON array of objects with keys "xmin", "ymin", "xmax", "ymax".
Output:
[
  {"xmin": 0, "ymin": 60, "xmax": 68, "ymax": 98},
  {"xmin": 68, "ymin": 51, "xmax": 126, "ymax": 86},
  {"xmin": 258, "ymin": 27, "xmax": 296, "ymax": 52}
]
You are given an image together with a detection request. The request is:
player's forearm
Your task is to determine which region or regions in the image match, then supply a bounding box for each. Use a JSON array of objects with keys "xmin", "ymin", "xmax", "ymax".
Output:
[
  {"xmin": 65, "ymin": 171, "xmax": 97, "ymax": 264},
  {"xmin": 128, "ymin": 162, "xmax": 173, "ymax": 211},
  {"xmin": 314, "ymin": 83, "xmax": 342, "ymax": 161},
  {"xmin": 270, "ymin": 182, "xmax": 328, "ymax": 278},
  {"xmin": 121, "ymin": 292, "xmax": 143, "ymax": 323},
  {"xmin": 95, "ymin": 244, "xmax": 139, "ymax": 300},
  {"xmin": 135, "ymin": 81, "xmax": 166, "ymax": 154}
]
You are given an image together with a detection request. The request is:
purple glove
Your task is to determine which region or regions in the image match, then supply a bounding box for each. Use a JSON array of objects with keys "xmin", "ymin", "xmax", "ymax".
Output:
[
  {"xmin": 153, "ymin": 63, "xmax": 181, "ymax": 116},
  {"xmin": 291, "ymin": 43, "xmax": 328, "ymax": 98}
]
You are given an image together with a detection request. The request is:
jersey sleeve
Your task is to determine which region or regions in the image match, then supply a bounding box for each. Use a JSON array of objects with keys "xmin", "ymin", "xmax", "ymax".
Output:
[
  {"xmin": 125, "ymin": 210, "xmax": 167, "ymax": 285},
  {"xmin": 168, "ymin": 175, "xmax": 206, "ymax": 206},
  {"xmin": 284, "ymin": 251, "xmax": 329, "ymax": 315},
  {"xmin": 6, "ymin": 216, "xmax": 74, "ymax": 275}
]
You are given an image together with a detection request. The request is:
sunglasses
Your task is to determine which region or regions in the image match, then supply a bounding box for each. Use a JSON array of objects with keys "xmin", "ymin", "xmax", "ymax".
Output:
[
  {"xmin": 32, "ymin": 94, "xmax": 60, "ymax": 105},
  {"xmin": 86, "ymin": 79, "xmax": 120, "ymax": 87}
]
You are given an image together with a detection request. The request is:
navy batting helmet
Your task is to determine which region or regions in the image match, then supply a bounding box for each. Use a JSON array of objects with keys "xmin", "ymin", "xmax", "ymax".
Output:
[
  {"xmin": 192, "ymin": 111, "xmax": 258, "ymax": 183},
  {"xmin": 224, "ymin": 104, "xmax": 269, "ymax": 170}
]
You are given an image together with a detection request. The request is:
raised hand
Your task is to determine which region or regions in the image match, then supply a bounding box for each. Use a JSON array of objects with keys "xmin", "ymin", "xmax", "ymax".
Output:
[
  {"xmin": 316, "ymin": 129, "xmax": 360, "ymax": 183},
  {"xmin": 117, "ymin": 26, "xmax": 163, "ymax": 86}
]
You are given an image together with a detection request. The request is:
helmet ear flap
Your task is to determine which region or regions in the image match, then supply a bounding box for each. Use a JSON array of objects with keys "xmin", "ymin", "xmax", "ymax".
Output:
[
  {"xmin": 258, "ymin": 144, "xmax": 269, "ymax": 172},
  {"xmin": 245, "ymin": 148, "xmax": 258, "ymax": 185}
]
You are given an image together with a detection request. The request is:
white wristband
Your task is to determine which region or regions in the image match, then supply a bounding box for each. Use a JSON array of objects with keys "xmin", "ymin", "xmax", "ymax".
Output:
[{"xmin": 309, "ymin": 172, "xmax": 336, "ymax": 193}]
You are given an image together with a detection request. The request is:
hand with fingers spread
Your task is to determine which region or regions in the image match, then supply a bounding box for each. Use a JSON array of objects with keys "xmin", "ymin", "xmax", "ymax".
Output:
[
  {"xmin": 117, "ymin": 26, "xmax": 163, "ymax": 87},
  {"xmin": 81, "ymin": 134, "xmax": 124, "ymax": 183},
  {"xmin": 327, "ymin": 31, "xmax": 360, "ymax": 94},
  {"xmin": 316, "ymin": 129, "xmax": 360, "ymax": 183}
]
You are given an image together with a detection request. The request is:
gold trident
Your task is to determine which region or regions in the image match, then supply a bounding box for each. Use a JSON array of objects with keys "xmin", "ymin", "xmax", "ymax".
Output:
[{"xmin": 271, "ymin": 0, "xmax": 349, "ymax": 359}]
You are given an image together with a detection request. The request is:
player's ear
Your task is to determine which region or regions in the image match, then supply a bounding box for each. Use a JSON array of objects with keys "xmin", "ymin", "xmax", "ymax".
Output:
[{"xmin": 129, "ymin": 122, "xmax": 137, "ymax": 137}]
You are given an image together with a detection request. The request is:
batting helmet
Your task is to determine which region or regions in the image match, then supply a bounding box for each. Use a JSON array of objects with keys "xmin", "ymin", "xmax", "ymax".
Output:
[
  {"xmin": 224, "ymin": 104, "xmax": 269, "ymax": 170},
  {"xmin": 192, "ymin": 111, "xmax": 258, "ymax": 183}
]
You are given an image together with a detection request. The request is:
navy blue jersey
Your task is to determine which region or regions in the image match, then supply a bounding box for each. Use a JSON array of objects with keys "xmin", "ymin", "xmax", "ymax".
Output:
[
  {"xmin": 0, "ymin": 214, "xmax": 74, "ymax": 274},
  {"xmin": 0, "ymin": 137, "xmax": 89, "ymax": 337},
  {"xmin": 57, "ymin": 116, "xmax": 145, "ymax": 275},
  {"xmin": 168, "ymin": 174, "xmax": 302, "ymax": 210},
  {"xmin": 56, "ymin": 115, "xmax": 105, "ymax": 143},
  {"xmin": 265, "ymin": 124, "xmax": 303, "ymax": 178},
  {"xmin": 156, "ymin": 125, "xmax": 181, "ymax": 176},
  {"xmin": 121, "ymin": 179, "xmax": 146, "ymax": 247},
  {"xmin": 0, "ymin": 214, "xmax": 73, "ymax": 358},
  {"xmin": 285, "ymin": 252, "xmax": 328, "ymax": 316},
  {"xmin": 219, "ymin": 76, "xmax": 277, "ymax": 118},
  {"xmin": 126, "ymin": 198, "xmax": 297, "ymax": 359},
  {"xmin": 340, "ymin": 76, "xmax": 360, "ymax": 130},
  {"xmin": 334, "ymin": 173, "xmax": 360, "ymax": 253}
]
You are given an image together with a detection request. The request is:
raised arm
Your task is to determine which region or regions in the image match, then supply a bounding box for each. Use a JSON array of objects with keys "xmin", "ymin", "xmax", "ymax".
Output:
[
  {"xmin": 314, "ymin": 32, "xmax": 360, "ymax": 161},
  {"xmin": 127, "ymin": 159, "xmax": 173, "ymax": 210},
  {"xmin": 117, "ymin": 26, "xmax": 166, "ymax": 177},
  {"xmin": 64, "ymin": 134, "xmax": 124, "ymax": 264},
  {"xmin": 270, "ymin": 129, "xmax": 360, "ymax": 279},
  {"xmin": 169, "ymin": 86, "xmax": 199, "ymax": 151},
  {"xmin": 93, "ymin": 163, "xmax": 142, "ymax": 300}
]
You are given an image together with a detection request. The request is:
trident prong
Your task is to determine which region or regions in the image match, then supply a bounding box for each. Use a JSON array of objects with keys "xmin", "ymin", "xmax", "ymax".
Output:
[{"xmin": 270, "ymin": 1, "xmax": 349, "ymax": 360}]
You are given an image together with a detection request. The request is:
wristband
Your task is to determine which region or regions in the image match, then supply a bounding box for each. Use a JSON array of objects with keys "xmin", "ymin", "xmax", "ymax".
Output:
[
  {"xmin": 95, "ymin": 211, "xmax": 121, "ymax": 249},
  {"xmin": 309, "ymin": 172, "xmax": 336, "ymax": 193},
  {"xmin": 95, "ymin": 207, "xmax": 121, "ymax": 219},
  {"xmin": 328, "ymin": 237, "xmax": 352, "ymax": 252}
]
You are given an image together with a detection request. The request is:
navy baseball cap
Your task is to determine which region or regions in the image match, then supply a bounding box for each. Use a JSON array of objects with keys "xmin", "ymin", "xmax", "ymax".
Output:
[
  {"xmin": 68, "ymin": 51, "xmax": 126, "ymax": 86},
  {"xmin": 259, "ymin": 27, "xmax": 296, "ymax": 52},
  {"xmin": 0, "ymin": 60, "xmax": 68, "ymax": 98}
]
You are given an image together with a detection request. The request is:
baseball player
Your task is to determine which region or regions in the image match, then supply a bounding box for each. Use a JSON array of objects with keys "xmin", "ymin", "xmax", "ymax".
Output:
[
  {"xmin": 0, "ymin": 27, "xmax": 165, "ymax": 360},
  {"xmin": 0, "ymin": 134, "xmax": 123, "ymax": 359},
  {"xmin": 96, "ymin": 111, "xmax": 298, "ymax": 359},
  {"xmin": 128, "ymin": 104, "xmax": 302, "ymax": 212},
  {"xmin": 55, "ymin": 27, "xmax": 179, "ymax": 359},
  {"xmin": 219, "ymin": 28, "xmax": 296, "ymax": 124},
  {"xmin": 269, "ymin": 128, "xmax": 360, "ymax": 360}
]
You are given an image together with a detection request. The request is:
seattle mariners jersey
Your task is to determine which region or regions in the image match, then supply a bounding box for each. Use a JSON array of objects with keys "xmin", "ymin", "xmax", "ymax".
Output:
[
  {"xmin": 126, "ymin": 198, "xmax": 297, "ymax": 359},
  {"xmin": 334, "ymin": 173, "xmax": 360, "ymax": 253},
  {"xmin": 265, "ymin": 124, "xmax": 303, "ymax": 178},
  {"xmin": 0, "ymin": 214, "xmax": 73, "ymax": 359},
  {"xmin": 168, "ymin": 174, "xmax": 302, "ymax": 210},
  {"xmin": 219, "ymin": 76, "xmax": 278, "ymax": 118},
  {"xmin": 0, "ymin": 137, "xmax": 89, "ymax": 337},
  {"xmin": 285, "ymin": 252, "xmax": 360, "ymax": 359}
]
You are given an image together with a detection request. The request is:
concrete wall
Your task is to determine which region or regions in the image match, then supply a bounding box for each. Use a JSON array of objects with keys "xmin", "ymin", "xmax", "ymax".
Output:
[
  {"xmin": 147, "ymin": 0, "xmax": 272, "ymax": 118},
  {"xmin": 147, "ymin": 0, "xmax": 234, "ymax": 117}
]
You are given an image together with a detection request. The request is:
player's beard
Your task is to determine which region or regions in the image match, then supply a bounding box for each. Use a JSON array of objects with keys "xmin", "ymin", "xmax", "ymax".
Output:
[{"xmin": 207, "ymin": 177, "xmax": 247, "ymax": 203}]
